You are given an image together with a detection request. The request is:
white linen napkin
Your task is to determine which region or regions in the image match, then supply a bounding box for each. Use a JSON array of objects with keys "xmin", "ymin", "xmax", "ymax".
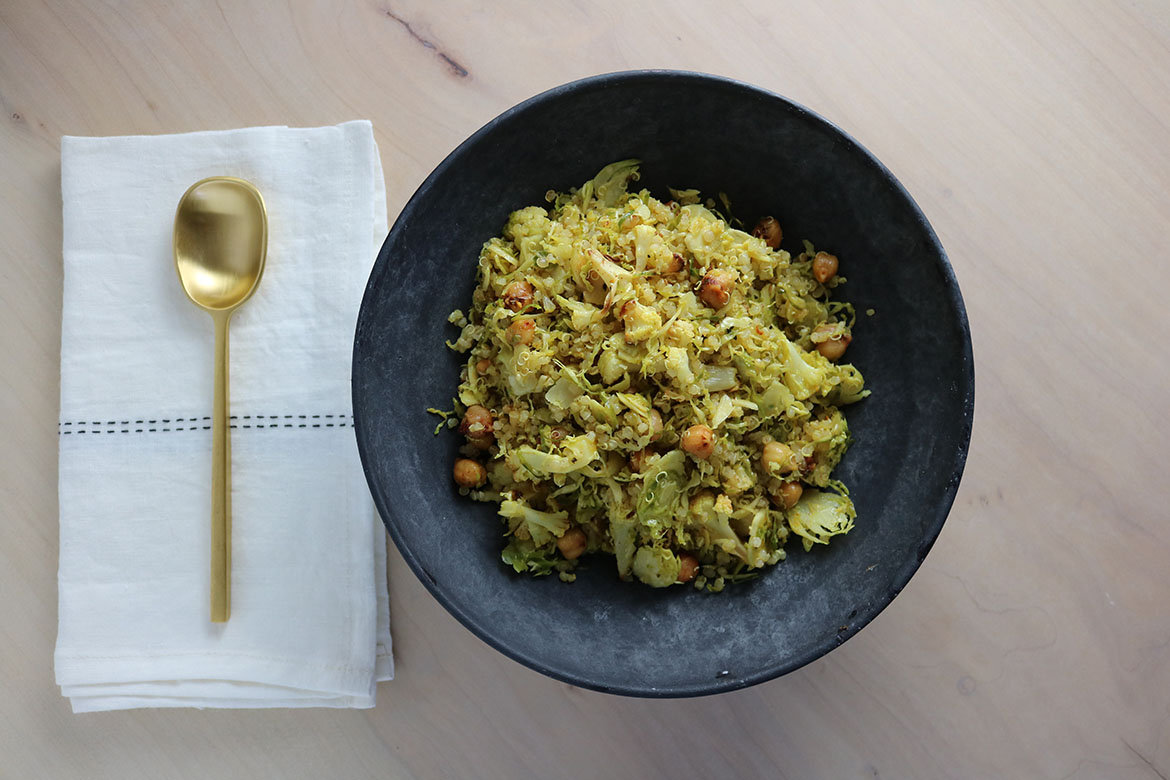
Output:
[{"xmin": 55, "ymin": 121, "xmax": 393, "ymax": 712}]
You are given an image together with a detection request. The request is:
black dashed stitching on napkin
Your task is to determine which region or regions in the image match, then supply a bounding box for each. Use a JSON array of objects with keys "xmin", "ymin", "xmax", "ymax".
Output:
[
  {"xmin": 230, "ymin": 422, "xmax": 346, "ymax": 429},
  {"xmin": 59, "ymin": 423, "xmax": 354, "ymax": 434},
  {"xmin": 57, "ymin": 414, "xmax": 352, "ymax": 434}
]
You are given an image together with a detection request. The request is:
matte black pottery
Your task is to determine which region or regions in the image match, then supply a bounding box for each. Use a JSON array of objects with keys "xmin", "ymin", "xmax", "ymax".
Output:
[{"xmin": 353, "ymin": 71, "xmax": 974, "ymax": 696}]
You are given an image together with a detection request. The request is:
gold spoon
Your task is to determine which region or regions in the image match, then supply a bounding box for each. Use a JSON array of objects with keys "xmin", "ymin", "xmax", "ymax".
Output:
[{"xmin": 173, "ymin": 177, "xmax": 267, "ymax": 623}]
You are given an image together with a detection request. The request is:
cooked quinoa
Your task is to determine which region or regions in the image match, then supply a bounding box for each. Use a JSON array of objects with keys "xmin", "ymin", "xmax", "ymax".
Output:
[{"xmin": 441, "ymin": 161, "xmax": 867, "ymax": 589}]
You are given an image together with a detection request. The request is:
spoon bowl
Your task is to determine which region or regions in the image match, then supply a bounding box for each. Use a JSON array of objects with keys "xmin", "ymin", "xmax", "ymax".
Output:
[
  {"xmin": 174, "ymin": 176, "xmax": 267, "ymax": 622},
  {"xmin": 175, "ymin": 178, "xmax": 267, "ymax": 311}
]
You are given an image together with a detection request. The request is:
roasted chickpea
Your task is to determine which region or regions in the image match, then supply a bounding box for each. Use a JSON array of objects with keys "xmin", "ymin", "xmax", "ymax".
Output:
[
  {"xmin": 677, "ymin": 553, "xmax": 700, "ymax": 583},
  {"xmin": 812, "ymin": 252, "xmax": 839, "ymax": 284},
  {"xmin": 648, "ymin": 408, "xmax": 663, "ymax": 442},
  {"xmin": 556, "ymin": 527, "xmax": 588, "ymax": 560},
  {"xmin": 452, "ymin": 458, "xmax": 486, "ymax": 488},
  {"xmin": 505, "ymin": 318, "xmax": 536, "ymax": 346},
  {"xmin": 698, "ymin": 271, "xmax": 733, "ymax": 309},
  {"xmin": 628, "ymin": 447, "xmax": 654, "ymax": 472},
  {"xmin": 681, "ymin": 424, "xmax": 716, "ymax": 459},
  {"xmin": 762, "ymin": 440, "xmax": 796, "ymax": 476},
  {"xmin": 474, "ymin": 358, "xmax": 491, "ymax": 374},
  {"xmin": 663, "ymin": 252, "xmax": 685, "ymax": 274},
  {"xmin": 752, "ymin": 216, "xmax": 782, "ymax": 249},
  {"xmin": 816, "ymin": 334, "xmax": 851, "ymax": 361},
  {"xmin": 771, "ymin": 481, "xmax": 803, "ymax": 510},
  {"xmin": 459, "ymin": 405, "xmax": 494, "ymax": 439},
  {"xmin": 501, "ymin": 280, "xmax": 534, "ymax": 311}
]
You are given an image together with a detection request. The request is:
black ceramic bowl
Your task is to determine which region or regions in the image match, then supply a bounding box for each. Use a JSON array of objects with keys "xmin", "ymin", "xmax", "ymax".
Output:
[{"xmin": 353, "ymin": 71, "xmax": 973, "ymax": 697}]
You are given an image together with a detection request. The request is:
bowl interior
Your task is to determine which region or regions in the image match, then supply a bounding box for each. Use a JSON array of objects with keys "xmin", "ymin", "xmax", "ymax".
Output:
[{"xmin": 353, "ymin": 71, "xmax": 973, "ymax": 696}]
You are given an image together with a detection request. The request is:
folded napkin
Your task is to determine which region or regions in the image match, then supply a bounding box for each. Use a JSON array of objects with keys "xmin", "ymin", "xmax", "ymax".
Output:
[{"xmin": 55, "ymin": 121, "xmax": 393, "ymax": 711}]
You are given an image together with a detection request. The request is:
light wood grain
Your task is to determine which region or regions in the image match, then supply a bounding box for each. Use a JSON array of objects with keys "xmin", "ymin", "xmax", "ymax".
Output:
[{"xmin": 3, "ymin": 1, "xmax": 1169, "ymax": 778}]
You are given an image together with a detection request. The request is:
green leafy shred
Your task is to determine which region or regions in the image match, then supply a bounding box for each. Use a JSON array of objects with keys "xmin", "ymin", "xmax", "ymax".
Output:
[{"xmin": 501, "ymin": 537, "xmax": 558, "ymax": 576}]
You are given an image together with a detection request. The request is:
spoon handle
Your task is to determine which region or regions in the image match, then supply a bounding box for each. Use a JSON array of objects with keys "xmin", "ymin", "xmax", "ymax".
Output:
[{"xmin": 210, "ymin": 311, "xmax": 232, "ymax": 623}]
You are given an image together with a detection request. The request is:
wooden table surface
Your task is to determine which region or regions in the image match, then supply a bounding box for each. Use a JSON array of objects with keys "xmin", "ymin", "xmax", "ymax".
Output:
[{"xmin": 3, "ymin": 2, "xmax": 1169, "ymax": 778}]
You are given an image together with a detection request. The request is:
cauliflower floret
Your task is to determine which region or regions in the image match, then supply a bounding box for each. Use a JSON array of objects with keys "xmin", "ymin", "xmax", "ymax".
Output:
[
  {"xmin": 632, "ymin": 223, "xmax": 668, "ymax": 273},
  {"xmin": 776, "ymin": 332, "xmax": 830, "ymax": 400},
  {"xmin": 720, "ymin": 461, "xmax": 755, "ymax": 496},
  {"xmin": 665, "ymin": 319, "xmax": 696, "ymax": 348},
  {"xmin": 632, "ymin": 546, "xmax": 681, "ymax": 587},
  {"xmin": 498, "ymin": 500, "xmax": 569, "ymax": 547},
  {"xmin": 621, "ymin": 300, "xmax": 662, "ymax": 342},
  {"xmin": 665, "ymin": 346, "xmax": 696, "ymax": 389}
]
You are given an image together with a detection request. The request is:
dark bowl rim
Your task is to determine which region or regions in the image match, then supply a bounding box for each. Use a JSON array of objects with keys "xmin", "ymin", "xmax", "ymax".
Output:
[{"xmin": 353, "ymin": 68, "xmax": 975, "ymax": 698}]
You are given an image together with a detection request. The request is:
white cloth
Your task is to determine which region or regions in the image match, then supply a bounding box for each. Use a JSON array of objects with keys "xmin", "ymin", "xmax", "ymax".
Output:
[{"xmin": 55, "ymin": 121, "xmax": 393, "ymax": 712}]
